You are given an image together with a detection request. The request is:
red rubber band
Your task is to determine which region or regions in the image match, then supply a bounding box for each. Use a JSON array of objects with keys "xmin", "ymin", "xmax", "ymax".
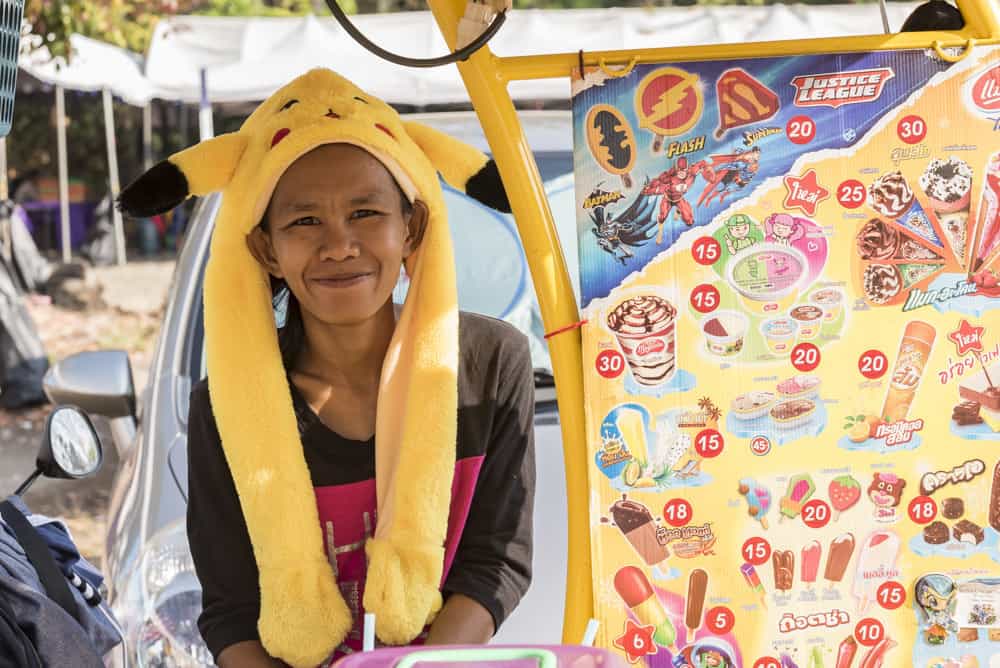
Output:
[{"xmin": 544, "ymin": 319, "xmax": 588, "ymax": 340}]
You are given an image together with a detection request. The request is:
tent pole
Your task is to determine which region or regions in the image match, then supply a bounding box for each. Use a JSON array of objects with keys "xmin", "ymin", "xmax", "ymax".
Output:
[
  {"xmin": 56, "ymin": 85, "xmax": 71, "ymax": 264},
  {"xmin": 198, "ymin": 68, "xmax": 214, "ymax": 140},
  {"xmin": 0, "ymin": 137, "xmax": 9, "ymax": 263},
  {"xmin": 142, "ymin": 102, "xmax": 153, "ymax": 170},
  {"xmin": 0, "ymin": 136, "xmax": 8, "ymax": 201},
  {"xmin": 102, "ymin": 88, "xmax": 127, "ymax": 266}
]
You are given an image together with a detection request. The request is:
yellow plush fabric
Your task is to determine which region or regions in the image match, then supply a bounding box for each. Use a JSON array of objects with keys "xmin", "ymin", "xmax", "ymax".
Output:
[{"xmin": 138, "ymin": 69, "xmax": 496, "ymax": 666}]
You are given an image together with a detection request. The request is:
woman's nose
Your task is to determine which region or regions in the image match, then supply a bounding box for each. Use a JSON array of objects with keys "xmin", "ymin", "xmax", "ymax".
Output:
[{"xmin": 317, "ymin": 221, "xmax": 360, "ymax": 261}]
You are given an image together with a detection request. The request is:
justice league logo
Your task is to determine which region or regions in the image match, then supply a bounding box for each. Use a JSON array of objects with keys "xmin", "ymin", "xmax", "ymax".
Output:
[{"xmin": 790, "ymin": 67, "xmax": 895, "ymax": 109}]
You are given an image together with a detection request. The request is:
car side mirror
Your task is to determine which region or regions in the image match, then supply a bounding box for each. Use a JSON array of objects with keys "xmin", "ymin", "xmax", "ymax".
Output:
[{"xmin": 43, "ymin": 350, "xmax": 136, "ymax": 419}]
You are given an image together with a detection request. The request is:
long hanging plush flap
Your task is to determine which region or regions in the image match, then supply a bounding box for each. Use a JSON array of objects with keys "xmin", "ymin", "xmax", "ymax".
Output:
[{"xmin": 118, "ymin": 68, "xmax": 510, "ymax": 667}]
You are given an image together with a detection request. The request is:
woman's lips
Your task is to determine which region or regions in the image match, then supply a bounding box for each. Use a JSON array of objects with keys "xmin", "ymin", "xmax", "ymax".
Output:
[{"xmin": 310, "ymin": 273, "xmax": 373, "ymax": 289}]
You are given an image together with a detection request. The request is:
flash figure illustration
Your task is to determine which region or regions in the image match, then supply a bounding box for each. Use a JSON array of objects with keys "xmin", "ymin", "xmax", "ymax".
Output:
[
  {"xmin": 642, "ymin": 156, "xmax": 714, "ymax": 239},
  {"xmin": 915, "ymin": 574, "xmax": 958, "ymax": 644}
]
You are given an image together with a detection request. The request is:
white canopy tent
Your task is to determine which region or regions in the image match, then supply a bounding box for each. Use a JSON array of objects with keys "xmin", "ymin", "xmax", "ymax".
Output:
[
  {"xmin": 145, "ymin": 3, "xmax": 924, "ymax": 107},
  {"xmin": 18, "ymin": 34, "xmax": 156, "ymax": 264}
]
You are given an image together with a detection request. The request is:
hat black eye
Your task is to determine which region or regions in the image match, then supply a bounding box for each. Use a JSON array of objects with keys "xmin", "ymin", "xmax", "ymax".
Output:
[
  {"xmin": 354, "ymin": 96, "xmax": 368, "ymax": 104},
  {"xmin": 280, "ymin": 99, "xmax": 299, "ymax": 111}
]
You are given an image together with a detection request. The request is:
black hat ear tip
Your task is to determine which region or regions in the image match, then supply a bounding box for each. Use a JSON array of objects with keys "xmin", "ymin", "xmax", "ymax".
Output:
[
  {"xmin": 119, "ymin": 160, "xmax": 190, "ymax": 218},
  {"xmin": 466, "ymin": 159, "xmax": 511, "ymax": 214}
]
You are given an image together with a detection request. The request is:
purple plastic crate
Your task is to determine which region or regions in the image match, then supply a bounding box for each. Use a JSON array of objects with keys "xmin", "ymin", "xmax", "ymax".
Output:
[{"xmin": 333, "ymin": 645, "xmax": 630, "ymax": 668}]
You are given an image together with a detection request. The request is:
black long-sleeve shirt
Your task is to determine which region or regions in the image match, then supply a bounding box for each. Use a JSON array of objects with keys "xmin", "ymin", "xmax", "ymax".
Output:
[{"xmin": 186, "ymin": 312, "xmax": 536, "ymax": 664}]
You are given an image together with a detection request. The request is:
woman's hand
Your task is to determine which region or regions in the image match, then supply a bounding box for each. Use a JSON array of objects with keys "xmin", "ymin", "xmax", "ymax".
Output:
[
  {"xmin": 218, "ymin": 640, "xmax": 291, "ymax": 668},
  {"xmin": 425, "ymin": 593, "xmax": 495, "ymax": 645}
]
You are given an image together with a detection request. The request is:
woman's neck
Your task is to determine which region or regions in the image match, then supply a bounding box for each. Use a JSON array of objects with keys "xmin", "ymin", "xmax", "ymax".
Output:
[{"xmin": 295, "ymin": 300, "xmax": 397, "ymax": 393}]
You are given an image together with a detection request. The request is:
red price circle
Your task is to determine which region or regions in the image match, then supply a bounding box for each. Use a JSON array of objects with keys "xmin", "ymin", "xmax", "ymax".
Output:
[
  {"xmin": 791, "ymin": 343, "xmax": 821, "ymax": 372},
  {"xmin": 802, "ymin": 499, "xmax": 832, "ymax": 529},
  {"xmin": 877, "ymin": 581, "xmax": 907, "ymax": 610},
  {"xmin": 692, "ymin": 236, "xmax": 723, "ymax": 266},
  {"xmin": 754, "ymin": 658, "xmax": 781, "ymax": 668},
  {"xmin": 706, "ymin": 606, "xmax": 735, "ymax": 635},
  {"xmin": 663, "ymin": 498, "xmax": 693, "ymax": 527},
  {"xmin": 690, "ymin": 284, "xmax": 721, "ymax": 314},
  {"xmin": 854, "ymin": 618, "xmax": 885, "ymax": 647},
  {"xmin": 897, "ymin": 114, "xmax": 927, "ymax": 144},
  {"xmin": 595, "ymin": 349, "xmax": 625, "ymax": 379},
  {"xmin": 787, "ymin": 115, "xmax": 816, "ymax": 145},
  {"xmin": 837, "ymin": 179, "xmax": 867, "ymax": 209},
  {"xmin": 695, "ymin": 429, "xmax": 725, "ymax": 458},
  {"xmin": 908, "ymin": 495, "xmax": 938, "ymax": 525},
  {"xmin": 750, "ymin": 436, "xmax": 772, "ymax": 456},
  {"xmin": 741, "ymin": 537, "xmax": 772, "ymax": 566},
  {"xmin": 859, "ymin": 349, "xmax": 889, "ymax": 379}
]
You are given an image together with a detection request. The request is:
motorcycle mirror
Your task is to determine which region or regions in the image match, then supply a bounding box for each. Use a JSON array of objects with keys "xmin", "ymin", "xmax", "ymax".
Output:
[{"xmin": 15, "ymin": 406, "xmax": 103, "ymax": 496}]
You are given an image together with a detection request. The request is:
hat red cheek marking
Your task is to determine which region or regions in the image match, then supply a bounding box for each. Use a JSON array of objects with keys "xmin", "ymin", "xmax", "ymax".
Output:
[
  {"xmin": 271, "ymin": 128, "xmax": 291, "ymax": 147},
  {"xmin": 375, "ymin": 124, "xmax": 395, "ymax": 140}
]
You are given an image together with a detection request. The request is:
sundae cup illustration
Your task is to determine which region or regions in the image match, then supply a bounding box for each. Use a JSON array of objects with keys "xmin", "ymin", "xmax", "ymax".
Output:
[{"xmin": 607, "ymin": 295, "xmax": 678, "ymax": 388}]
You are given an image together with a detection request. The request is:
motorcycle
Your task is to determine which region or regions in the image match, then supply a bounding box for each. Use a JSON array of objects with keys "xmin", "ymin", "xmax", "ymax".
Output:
[{"xmin": 0, "ymin": 405, "xmax": 126, "ymax": 667}]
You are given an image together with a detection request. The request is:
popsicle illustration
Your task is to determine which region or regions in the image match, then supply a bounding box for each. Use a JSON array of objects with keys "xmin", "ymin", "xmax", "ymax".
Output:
[
  {"xmin": 772, "ymin": 550, "xmax": 794, "ymax": 592},
  {"xmin": 780, "ymin": 653, "xmax": 799, "ymax": 668},
  {"xmin": 828, "ymin": 474, "xmax": 862, "ymax": 521},
  {"xmin": 739, "ymin": 478, "xmax": 773, "ymax": 529},
  {"xmin": 801, "ymin": 540, "xmax": 822, "ymax": 589},
  {"xmin": 807, "ymin": 645, "xmax": 825, "ymax": 668},
  {"xmin": 859, "ymin": 636, "xmax": 896, "ymax": 668},
  {"xmin": 835, "ymin": 635, "xmax": 858, "ymax": 668},
  {"xmin": 685, "ymin": 568, "xmax": 708, "ymax": 638},
  {"xmin": 740, "ymin": 561, "xmax": 768, "ymax": 608},
  {"xmin": 853, "ymin": 530, "xmax": 901, "ymax": 613},
  {"xmin": 613, "ymin": 565, "xmax": 677, "ymax": 649},
  {"xmin": 824, "ymin": 533, "xmax": 856, "ymax": 585},
  {"xmin": 780, "ymin": 473, "xmax": 816, "ymax": 521}
]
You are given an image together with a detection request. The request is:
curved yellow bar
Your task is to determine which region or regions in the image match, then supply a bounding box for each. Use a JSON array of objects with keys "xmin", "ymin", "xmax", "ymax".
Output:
[{"xmin": 426, "ymin": 0, "xmax": 595, "ymax": 644}]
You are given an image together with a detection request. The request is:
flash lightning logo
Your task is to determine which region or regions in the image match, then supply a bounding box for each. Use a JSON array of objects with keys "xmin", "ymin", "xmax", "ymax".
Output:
[{"xmin": 635, "ymin": 67, "xmax": 703, "ymax": 137}]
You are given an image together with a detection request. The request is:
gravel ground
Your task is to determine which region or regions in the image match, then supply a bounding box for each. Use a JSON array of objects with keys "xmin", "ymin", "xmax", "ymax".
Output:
[{"xmin": 1, "ymin": 259, "xmax": 173, "ymax": 565}]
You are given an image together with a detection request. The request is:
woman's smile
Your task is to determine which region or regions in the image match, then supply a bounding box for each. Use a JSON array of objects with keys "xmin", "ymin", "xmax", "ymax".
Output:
[{"xmin": 309, "ymin": 270, "xmax": 375, "ymax": 289}]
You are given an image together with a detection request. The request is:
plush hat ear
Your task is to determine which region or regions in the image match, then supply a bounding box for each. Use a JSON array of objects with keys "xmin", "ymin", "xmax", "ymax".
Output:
[
  {"xmin": 118, "ymin": 132, "xmax": 248, "ymax": 217},
  {"xmin": 402, "ymin": 121, "xmax": 511, "ymax": 213}
]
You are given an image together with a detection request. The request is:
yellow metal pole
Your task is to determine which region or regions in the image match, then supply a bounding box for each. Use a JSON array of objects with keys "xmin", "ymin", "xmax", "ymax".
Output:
[{"xmin": 426, "ymin": 0, "xmax": 594, "ymax": 643}]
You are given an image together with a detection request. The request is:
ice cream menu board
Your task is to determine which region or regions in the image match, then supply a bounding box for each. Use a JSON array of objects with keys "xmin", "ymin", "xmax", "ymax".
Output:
[{"xmin": 570, "ymin": 44, "xmax": 1000, "ymax": 668}]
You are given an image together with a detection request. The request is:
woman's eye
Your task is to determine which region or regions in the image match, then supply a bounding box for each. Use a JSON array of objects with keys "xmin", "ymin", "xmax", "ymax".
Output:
[
  {"xmin": 350, "ymin": 209, "xmax": 381, "ymax": 220},
  {"xmin": 289, "ymin": 216, "xmax": 320, "ymax": 227}
]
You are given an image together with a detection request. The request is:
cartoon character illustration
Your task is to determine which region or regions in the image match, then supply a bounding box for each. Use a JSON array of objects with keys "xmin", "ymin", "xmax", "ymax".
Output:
[
  {"xmin": 722, "ymin": 213, "xmax": 759, "ymax": 255},
  {"xmin": 697, "ymin": 146, "xmax": 762, "ymax": 207},
  {"xmin": 764, "ymin": 213, "xmax": 806, "ymax": 246},
  {"xmin": 915, "ymin": 574, "xmax": 958, "ymax": 644},
  {"xmin": 868, "ymin": 472, "xmax": 906, "ymax": 522},
  {"xmin": 588, "ymin": 191, "xmax": 661, "ymax": 264},
  {"xmin": 672, "ymin": 640, "xmax": 738, "ymax": 668},
  {"xmin": 642, "ymin": 156, "xmax": 715, "ymax": 240}
]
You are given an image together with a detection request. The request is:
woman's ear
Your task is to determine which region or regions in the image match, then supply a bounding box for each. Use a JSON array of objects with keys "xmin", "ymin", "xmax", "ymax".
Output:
[
  {"xmin": 403, "ymin": 200, "xmax": 429, "ymax": 258},
  {"xmin": 246, "ymin": 227, "xmax": 284, "ymax": 279}
]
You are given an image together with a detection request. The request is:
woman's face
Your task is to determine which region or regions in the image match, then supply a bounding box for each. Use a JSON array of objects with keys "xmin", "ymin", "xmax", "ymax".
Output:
[{"xmin": 254, "ymin": 144, "xmax": 424, "ymax": 327}]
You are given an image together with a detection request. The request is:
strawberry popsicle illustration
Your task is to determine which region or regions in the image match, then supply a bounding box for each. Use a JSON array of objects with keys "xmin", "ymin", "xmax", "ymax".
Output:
[
  {"xmin": 614, "ymin": 565, "xmax": 677, "ymax": 649},
  {"xmin": 739, "ymin": 478, "xmax": 772, "ymax": 529},
  {"xmin": 853, "ymin": 530, "xmax": 901, "ymax": 613},
  {"xmin": 780, "ymin": 473, "xmax": 816, "ymax": 522},
  {"xmin": 801, "ymin": 540, "xmax": 822, "ymax": 589},
  {"xmin": 740, "ymin": 561, "xmax": 768, "ymax": 608},
  {"xmin": 824, "ymin": 533, "xmax": 856, "ymax": 586},
  {"xmin": 829, "ymin": 474, "xmax": 862, "ymax": 521},
  {"xmin": 835, "ymin": 635, "xmax": 858, "ymax": 668}
]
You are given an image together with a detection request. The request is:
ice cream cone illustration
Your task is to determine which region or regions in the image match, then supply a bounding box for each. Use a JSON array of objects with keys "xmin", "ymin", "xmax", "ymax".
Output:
[{"xmin": 920, "ymin": 156, "xmax": 973, "ymax": 269}]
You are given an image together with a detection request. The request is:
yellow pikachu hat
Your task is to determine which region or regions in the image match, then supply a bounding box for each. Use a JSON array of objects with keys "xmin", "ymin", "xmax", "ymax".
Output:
[{"xmin": 119, "ymin": 68, "xmax": 510, "ymax": 667}]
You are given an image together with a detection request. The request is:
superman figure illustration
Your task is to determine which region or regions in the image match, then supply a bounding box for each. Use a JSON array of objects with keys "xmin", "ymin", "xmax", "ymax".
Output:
[{"xmin": 697, "ymin": 146, "xmax": 762, "ymax": 207}]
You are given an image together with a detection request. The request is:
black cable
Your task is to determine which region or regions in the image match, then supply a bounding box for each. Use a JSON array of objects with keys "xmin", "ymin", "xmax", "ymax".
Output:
[{"xmin": 324, "ymin": 0, "xmax": 506, "ymax": 68}]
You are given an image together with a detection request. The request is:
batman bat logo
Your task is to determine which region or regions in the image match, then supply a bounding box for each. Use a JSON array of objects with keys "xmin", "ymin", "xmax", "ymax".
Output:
[{"xmin": 585, "ymin": 104, "xmax": 636, "ymax": 176}]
